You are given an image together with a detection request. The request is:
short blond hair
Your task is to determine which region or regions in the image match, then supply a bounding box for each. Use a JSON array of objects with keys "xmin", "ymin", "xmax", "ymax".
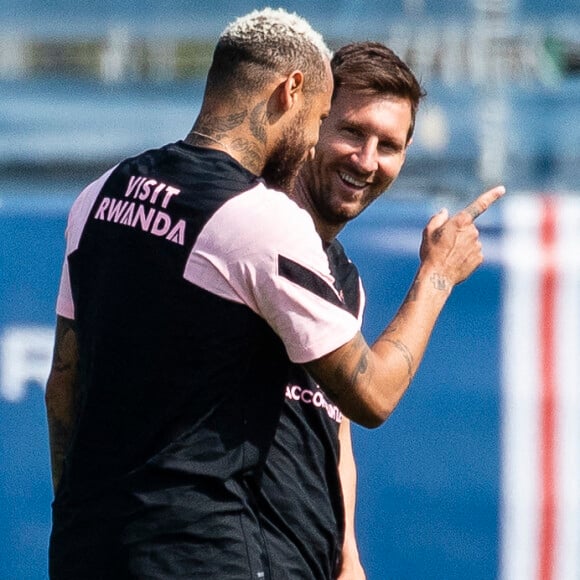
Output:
[{"xmin": 206, "ymin": 7, "xmax": 331, "ymax": 95}]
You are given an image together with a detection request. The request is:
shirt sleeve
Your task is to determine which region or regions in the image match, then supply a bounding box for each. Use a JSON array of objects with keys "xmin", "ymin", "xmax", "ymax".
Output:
[
  {"xmin": 183, "ymin": 183, "xmax": 361, "ymax": 364},
  {"xmin": 55, "ymin": 167, "xmax": 117, "ymax": 319}
]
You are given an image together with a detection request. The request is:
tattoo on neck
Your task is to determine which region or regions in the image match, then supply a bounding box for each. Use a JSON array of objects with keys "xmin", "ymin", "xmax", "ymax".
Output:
[
  {"xmin": 249, "ymin": 101, "xmax": 268, "ymax": 144},
  {"xmin": 214, "ymin": 110, "xmax": 247, "ymax": 132},
  {"xmin": 196, "ymin": 111, "xmax": 247, "ymax": 140},
  {"xmin": 231, "ymin": 138, "xmax": 262, "ymax": 175}
]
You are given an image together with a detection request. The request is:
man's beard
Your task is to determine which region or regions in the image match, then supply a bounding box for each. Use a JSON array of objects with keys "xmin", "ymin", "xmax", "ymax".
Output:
[{"xmin": 262, "ymin": 117, "xmax": 309, "ymax": 194}]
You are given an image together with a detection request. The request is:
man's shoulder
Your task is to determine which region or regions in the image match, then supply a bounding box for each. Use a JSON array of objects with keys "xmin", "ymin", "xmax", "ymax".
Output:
[{"xmin": 214, "ymin": 183, "xmax": 321, "ymax": 251}]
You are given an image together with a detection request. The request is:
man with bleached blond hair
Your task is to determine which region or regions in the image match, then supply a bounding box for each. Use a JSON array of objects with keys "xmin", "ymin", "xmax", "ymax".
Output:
[{"xmin": 46, "ymin": 8, "xmax": 333, "ymax": 578}]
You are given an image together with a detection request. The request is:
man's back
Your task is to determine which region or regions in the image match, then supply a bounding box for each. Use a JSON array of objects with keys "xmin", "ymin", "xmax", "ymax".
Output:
[
  {"xmin": 49, "ymin": 141, "xmax": 360, "ymax": 578},
  {"xmin": 51, "ymin": 142, "xmax": 288, "ymax": 578}
]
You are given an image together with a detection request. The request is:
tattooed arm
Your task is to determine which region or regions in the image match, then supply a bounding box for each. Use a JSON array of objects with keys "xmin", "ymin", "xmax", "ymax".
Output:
[
  {"xmin": 305, "ymin": 186, "xmax": 504, "ymax": 428},
  {"xmin": 45, "ymin": 315, "xmax": 80, "ymax": 493}
]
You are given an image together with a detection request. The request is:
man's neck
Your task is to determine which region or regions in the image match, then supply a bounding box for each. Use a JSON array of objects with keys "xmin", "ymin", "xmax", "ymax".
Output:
[{"xmin": 185, "ymin": 109, "xmax": 266, "ymax": 176}]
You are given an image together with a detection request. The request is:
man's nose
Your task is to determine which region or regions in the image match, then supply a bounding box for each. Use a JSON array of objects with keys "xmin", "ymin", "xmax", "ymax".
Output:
[{"xmin": 352, "ymin": 142, "xmax": 378, "ymax": 173}]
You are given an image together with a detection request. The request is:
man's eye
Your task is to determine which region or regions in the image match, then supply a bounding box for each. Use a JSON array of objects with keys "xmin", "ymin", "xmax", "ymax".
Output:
[{"xmin": 379, "ymin": 142, "xmax": 399, "ymax": 153}]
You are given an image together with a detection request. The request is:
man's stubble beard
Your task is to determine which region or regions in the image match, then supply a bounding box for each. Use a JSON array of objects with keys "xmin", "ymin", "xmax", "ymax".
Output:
[{"xmin": 261, "ymin": 114, "xmax": 309, "ymax": 194}]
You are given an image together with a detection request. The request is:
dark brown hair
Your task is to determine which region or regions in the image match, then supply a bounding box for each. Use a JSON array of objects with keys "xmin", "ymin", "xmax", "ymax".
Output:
[{"xmin": 331, "ymin": 42, "xmax": 426, "ymax": 142}]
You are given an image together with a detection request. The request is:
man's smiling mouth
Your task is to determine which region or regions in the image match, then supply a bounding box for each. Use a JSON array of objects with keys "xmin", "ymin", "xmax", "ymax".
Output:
[{"xmin": 339, "ymin": 171, "xmax": 367, "ymax": 188}]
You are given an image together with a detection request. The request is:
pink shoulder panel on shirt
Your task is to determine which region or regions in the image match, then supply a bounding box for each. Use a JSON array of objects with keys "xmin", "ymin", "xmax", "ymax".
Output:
[
  {"xmin": 56, "ymin": 167, "xmax": 117, "ymax": 319},
  {"xmin": 183, "ymin": 183, "xmax": 360, "ymax": 364}
]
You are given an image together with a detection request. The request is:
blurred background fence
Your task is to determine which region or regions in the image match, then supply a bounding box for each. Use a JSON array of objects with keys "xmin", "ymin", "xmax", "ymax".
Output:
[
  {"xmin": 1, "ymin": 1, "xmax": 579, "ymax": 578},
  {"xmin": 2, "ymin": 0, "xmax": 579, "ymax": 196}
]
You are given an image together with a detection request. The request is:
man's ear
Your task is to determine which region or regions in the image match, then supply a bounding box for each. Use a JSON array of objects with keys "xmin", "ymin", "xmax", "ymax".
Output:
[{"xmin": 279, "ymin": 70, "xmax": 305, "ymax": 111}]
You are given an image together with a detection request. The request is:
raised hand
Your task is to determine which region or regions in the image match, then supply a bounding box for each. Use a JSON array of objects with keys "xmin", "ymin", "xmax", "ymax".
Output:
[
  {"xmin": 419, "ymin": 185, "xmax": 505, "ymax": 287},
  {"xmin": 306, "ymin": 185, "xmax": 506, "ymax": 428}
]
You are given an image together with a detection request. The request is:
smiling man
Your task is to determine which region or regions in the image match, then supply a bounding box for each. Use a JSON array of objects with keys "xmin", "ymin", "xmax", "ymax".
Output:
[
  {"xmin": 295, "ymin": 42, "xmax": 420, "ymax": 238},
  {"xmin": 259, "ymin": 42, "xmax": 504, "ymax": 579}
]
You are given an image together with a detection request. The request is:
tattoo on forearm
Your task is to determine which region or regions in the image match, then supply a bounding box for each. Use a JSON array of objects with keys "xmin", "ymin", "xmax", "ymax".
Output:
[
  {"xmin": 346, "ymin": 334, "xmax": 371, "ymax": 387},
  {"xmin": 430, "ymin": 273, "xmax": 451, "ymax": 292},
  {"xmin": 379, "ymin": 337, "xmax": 414, "ymax": 385},
  {"xmin": 351, "ymin": 348, "xmax": 369, "ymax": 383}
]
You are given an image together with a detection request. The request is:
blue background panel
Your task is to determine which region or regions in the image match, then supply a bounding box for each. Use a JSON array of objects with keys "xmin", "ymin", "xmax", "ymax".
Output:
[{"xmin": 0, "ymin": 195, "xmax": 503, "ymax": 580}]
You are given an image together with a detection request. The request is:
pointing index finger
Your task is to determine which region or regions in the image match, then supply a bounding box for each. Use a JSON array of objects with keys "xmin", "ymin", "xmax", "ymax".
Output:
[{"xmin": 462, "ymin": 185, "xmax": 506, "ymax": 222}]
